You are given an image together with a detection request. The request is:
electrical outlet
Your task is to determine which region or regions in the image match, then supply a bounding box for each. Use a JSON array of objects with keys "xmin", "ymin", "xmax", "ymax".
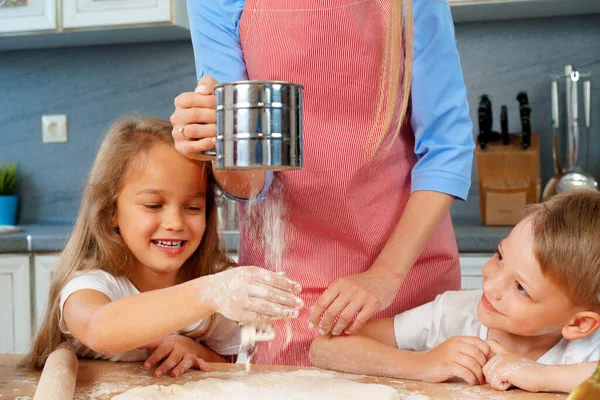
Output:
[{"xmin": 41, "ymin": 115, "xmax": 68, "ymax": 143}]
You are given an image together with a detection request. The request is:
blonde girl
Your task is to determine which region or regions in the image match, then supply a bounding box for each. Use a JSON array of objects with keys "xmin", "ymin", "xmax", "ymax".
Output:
[{"xmin": 21, "ymin": 117, "xmax": 303, "ymax": 377}]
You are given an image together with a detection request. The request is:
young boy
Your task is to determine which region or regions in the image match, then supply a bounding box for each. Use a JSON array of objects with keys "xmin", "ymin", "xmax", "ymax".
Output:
[{"xmin": 309, "ymin": 191, "xmax": 600, "ymax": 393}]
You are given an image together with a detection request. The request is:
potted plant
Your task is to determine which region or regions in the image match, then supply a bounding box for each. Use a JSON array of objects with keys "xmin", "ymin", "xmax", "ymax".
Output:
[{"xmin": 0, "ymin": 163, "xmax": 19, "ymax": 226}]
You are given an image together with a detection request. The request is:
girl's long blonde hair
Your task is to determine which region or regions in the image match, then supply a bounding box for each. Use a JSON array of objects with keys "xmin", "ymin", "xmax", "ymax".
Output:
[{"xmin": 21, "ymin": 116, "xmax": 234, "ymax": 369}]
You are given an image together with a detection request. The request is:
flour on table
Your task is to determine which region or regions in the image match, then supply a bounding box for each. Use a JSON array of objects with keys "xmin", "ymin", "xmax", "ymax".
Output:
[{"xmin": 111, "ymin": 370, "xmax": 401, "ymax": 399}]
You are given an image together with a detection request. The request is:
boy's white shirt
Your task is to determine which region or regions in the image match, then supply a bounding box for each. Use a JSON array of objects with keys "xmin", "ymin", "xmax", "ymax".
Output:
[
  {"xmin": 393, "ymin": 290, "xmax": 600, "ymax": 365},
  {"xmin": 59, "ymin": 269, "xmax": 246, "ymax": 361}
]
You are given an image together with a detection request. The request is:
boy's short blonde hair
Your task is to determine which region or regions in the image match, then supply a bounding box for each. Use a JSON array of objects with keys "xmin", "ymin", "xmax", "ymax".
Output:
[{"xmin": 525, "ymin": 190, "xmax": 600, "ymax": 312}]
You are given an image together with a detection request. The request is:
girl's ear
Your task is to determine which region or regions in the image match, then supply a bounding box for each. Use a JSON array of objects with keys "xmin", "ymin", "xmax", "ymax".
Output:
[
  {"xmin": 111, "ymin": 210, "xmax": 118, "ymax": 229},
  {"xmin": 562, "ymin": 311, "xmax": 600, "ymax": 341}
]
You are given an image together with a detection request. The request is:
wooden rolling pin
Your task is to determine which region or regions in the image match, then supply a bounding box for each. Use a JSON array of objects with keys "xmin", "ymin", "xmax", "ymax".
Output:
[{"xmin": 34, "ymin": 342, "xmax": 78, "ymax": 400}]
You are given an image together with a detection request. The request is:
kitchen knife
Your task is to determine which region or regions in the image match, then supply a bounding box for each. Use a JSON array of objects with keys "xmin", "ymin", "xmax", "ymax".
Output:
[
  {"xmin": 477, "ymin": 94, "xmax": 493, "ymax": 149},
  {"xmin": 517, "ymin": 91, "xmax": 532, "ymax": 149},
  {"xmin": 501, "ymin": 105, "xmax": 509, "ymax": 145}
]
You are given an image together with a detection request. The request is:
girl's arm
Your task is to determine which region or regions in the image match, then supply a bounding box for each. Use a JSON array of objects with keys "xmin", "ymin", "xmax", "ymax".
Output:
[{"xmin": 63, "ymin": 268, "xmax": 302, "ymax": 355}]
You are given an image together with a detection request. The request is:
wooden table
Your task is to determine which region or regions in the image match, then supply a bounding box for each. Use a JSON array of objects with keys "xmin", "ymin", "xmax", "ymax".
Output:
[{"xmin": 0, "ymin": 354, "xmax": 565, "ymax": 399}]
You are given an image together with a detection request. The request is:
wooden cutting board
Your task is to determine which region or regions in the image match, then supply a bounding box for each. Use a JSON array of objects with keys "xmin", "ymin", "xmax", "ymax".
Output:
[{"xmin": 0, "ymin": 354, "xmax": 566, "ymax": 399}]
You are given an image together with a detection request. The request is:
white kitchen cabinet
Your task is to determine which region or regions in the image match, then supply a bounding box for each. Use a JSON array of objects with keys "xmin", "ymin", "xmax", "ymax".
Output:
[
  {"xmin": 0, "ymin": 254, "xmax": 32, "ymax": 354},
  {"xmin": 62, "ymin": 0, "xmax": 187, "ymax": 29},
  {"xmin": 459, "ymin": 254, "xmax": 492, "ymax": 290},
  {"xmin": 0, "ymin": 0, "xmax": 57, "ymax": 34},
  {"xmin": 33, "ymin": 253, "xmax": 60, "ymax": 334}
]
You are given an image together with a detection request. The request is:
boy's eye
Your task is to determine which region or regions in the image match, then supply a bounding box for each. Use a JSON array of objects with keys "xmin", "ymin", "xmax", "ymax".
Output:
[
  {"xmin": 495, "ymin": 250, "xmax": 504, "ymax": 263},
  {"xmin": 515, "ymin": 281, "xmax": 528, "ymax": 296},
  {"xmin": 144, "ymin": 204, "xmax": 162, "ymax": 210}
]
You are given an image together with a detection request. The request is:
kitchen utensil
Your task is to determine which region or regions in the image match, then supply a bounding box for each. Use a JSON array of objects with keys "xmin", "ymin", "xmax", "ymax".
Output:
[
  {"xmin": 240, "ymin": 323, "xmax": 276, "ymax": 351},
  {"xmin": 557, "ymin": 71, "xmax": 599, "ymax": 193},
  {"xmin": 517, "ymin": 91, "xmax": 532, "ymax": 149},
  {"xmin": 477, "ymin": 94, "xmax": 493, "ymax": 149},
  {"xmin": 34, "ymin": 342, "xmax": 78, "ymax": 400},
  {"xmin": 565, "ymin": 65, "xmax": 574, "ymax": 166},
  {"xmin": 201, "ymin": 80, "xmax": 304, "ymax": 171},
  {"xmin": 501, "ymin": 105, "xmax": 509, "ymax": 145},
  {"xmin": 584, "ymin": 80, "xmax": 591, "ymax": 172},
  {"xmin": 542, "ymin": 80, "xmax": 565, "ymax": 200}
]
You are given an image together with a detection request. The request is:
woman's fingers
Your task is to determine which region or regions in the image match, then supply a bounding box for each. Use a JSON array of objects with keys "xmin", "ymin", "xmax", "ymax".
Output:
[
  {"xmin": 195, "ymin": 75, "xmax": 220, "ymax": 94},
  {"xmin": 173, "ymin": 91, "xmax": 217, "ymax": 110},
  {"xmin": 308, "ymin": 286, "xmax": 340, "ymax": 328},
  {"xmin": 175, "ymin": 107, "xmax": 217, "ymax": 126},
  {"xmin": 317, "ymin": 295, "xmax": 351, "ymax": 336},
  {"xmin": 174, "ymin": 123, "xmax": 217, "ymax": 141},
  {"xmin": 345, "ymin": 300, "xmax": 378, "ymax": 335},
  {"xmin": 331, "ymin": 300, "xmax": 363, "ymax": 336},
  {"xmin": 174, "ymin": 137, "xmax": 216, "ymax": 160}
]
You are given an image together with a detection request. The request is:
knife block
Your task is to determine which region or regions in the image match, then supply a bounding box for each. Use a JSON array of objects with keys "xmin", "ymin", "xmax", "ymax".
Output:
[{"xmin": 475, "ymin": 133, "xmax": 541, "ymax": 226}]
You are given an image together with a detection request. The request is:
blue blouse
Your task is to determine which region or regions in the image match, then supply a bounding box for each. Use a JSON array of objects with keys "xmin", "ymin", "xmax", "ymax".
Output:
[{"xmin": 187, "ymin": 0, "xmax": 474, "ymax": 200}]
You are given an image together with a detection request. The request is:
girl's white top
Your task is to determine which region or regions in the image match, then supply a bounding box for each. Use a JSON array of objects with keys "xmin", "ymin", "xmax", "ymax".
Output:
[
  {"xmin": 59, "ymin": 269, "xmax": 245, "ymax": 361},
  {"xmin": 393, "ymin": 290, "xmax": 600, "ymax": 365}
]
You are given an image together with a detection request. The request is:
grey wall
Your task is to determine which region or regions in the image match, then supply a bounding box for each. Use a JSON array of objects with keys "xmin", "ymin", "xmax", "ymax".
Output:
[{"xmin": 1, "ymin": 14, "xmax": 599, "ymax": 225}]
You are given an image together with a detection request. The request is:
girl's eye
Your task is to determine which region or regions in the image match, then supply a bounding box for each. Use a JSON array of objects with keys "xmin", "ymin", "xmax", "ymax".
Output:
[
  {"xmin": 515, "ymin": 281, "xmax": 528, "ymax": 296},
  {"xmin": 185, "ymin": 206, "xmax": 203, "ymax": 213},
  {"xmin": 144, "ymin": 204, "xmax": 162, "ymax": 210},
  {"xmin": 496, "ymin": 250, "xmax": 504, "ymax": 263}
]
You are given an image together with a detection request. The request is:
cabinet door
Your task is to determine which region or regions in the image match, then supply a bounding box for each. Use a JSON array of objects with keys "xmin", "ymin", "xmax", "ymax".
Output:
[
  {"xmin": 0, "ymin": 0, "xmax": 57, "ymax": 33},
  {"xmin": 62, "ymin": 0, "xmax": 171, "ymax": 29},
  {"xmin": 459, "ymin": 254, "xmax": 492, "ymax": 290},
  {"xmin": 0, "ymin": 254, "xmax": 31, "ymax": 354},
  {"xmin": 33, "ymin": 254, "xmax": 60, "ymax": 334}
]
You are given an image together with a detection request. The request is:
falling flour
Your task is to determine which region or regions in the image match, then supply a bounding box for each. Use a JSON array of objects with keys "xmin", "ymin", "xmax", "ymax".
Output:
[{"xmin": 111, "ymin": 370, "xmax": 401, "ymax": 400}]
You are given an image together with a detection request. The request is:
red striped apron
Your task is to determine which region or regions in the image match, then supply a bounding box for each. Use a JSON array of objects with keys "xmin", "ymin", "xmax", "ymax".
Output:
[{"xmin": 237, "ymin": 0, "xmax": 460, "ymax": 366}]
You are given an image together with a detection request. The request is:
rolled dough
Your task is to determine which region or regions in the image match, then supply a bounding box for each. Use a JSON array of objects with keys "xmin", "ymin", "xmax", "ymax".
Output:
[{"xmin": 112, "ymin": 370, "xmax": 401, "ymax": 399}]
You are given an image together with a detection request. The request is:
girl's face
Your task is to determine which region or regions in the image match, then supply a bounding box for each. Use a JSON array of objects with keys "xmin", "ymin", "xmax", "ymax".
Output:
[{"xmin": 114, "ymin": 142, "xmax": 208, "ymax": 286}]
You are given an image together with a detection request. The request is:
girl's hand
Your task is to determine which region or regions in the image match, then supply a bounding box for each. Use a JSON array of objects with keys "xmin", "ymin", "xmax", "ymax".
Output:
[
  {"xmin": 139, "ymin": 335, "xmax": 215, "ymax": 377},
  {"xmin": 309, "ymin": 269, "xmax": 403, "ymax": 336},
  {"xmin": 483, "ymin": 340, "xmax": 545, "ymax": 392},
  {"xmin": 170, "ymin": 75, "xmax": 219, "ymax": 160},
  {"xmin": 419, "ymin": 336, "xmax": 491, "ymax": 385},
  {"xmin": 204, "ymin": 266, "xmax": 303, "ymax": 322}
]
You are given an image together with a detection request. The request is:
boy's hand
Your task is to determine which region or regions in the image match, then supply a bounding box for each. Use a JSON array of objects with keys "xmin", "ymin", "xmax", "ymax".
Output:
[
  {"xmin": 139, "ymin": 335, "xmax": 214, "ymax": 377},
  {"xmin": 483, "ymin": 340, "xmax": 545, "ymax": 392},
  {"xmin": 420, "ymin": 336, "xmax": 491, "ymax": 385}
]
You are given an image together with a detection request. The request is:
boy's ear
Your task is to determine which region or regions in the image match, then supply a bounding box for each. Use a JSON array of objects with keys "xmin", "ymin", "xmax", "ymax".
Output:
[{"xmin": 562, "ymin": 311, "xmax": 600, "ymax": 341}]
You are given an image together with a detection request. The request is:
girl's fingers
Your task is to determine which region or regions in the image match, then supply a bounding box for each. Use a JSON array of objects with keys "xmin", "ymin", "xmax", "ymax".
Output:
[
  {"xmin": 144, "ymin": 344, "xmax": 171, "ymax": 370},
  {"xmin": 456, "ymin": 354, "xmax": 485, "ymax": 385},
  {"xmin": 254, "ymin": 269, "xmax": 302, "ymax": 294},
  {"xmin": 154, "ymin": 352, "xmax": 182, "ymax": 378},
  {"xmin": 331, "ymin": 300, "xmax": 363, "ymax": 336},
  {"xmin": 308, "ymin": 286, "xmax": 340, "ymax": 328},
  {"xmin": 248, "ymin": 284, "xmax": 303, "ymax": 309},
  {"xmin": 246, "ymin": 298, "xmax": 299, "ymax": 319},
  {"xmin": 317, "ymin": 295, "xmax": 351, "ymax": 336}
]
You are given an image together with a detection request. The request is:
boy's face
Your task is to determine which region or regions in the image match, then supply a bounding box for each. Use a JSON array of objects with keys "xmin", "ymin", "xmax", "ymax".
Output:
[{"xmin": 477, "ymin": 217, "xmax": 577, "ymax": 336}]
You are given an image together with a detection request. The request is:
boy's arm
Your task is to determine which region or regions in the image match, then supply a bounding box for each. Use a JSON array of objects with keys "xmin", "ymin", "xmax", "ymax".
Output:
[
  {"xmin": 309, "ymin": 318, "xmax": 490, "ymax": 385},
  {"xmin": 484, "ymin": 341, "xmax": 597, "ymax": 393},
  {"xmin": 309, "ymin": 318, "xmax": 423, "ymax": 379}
]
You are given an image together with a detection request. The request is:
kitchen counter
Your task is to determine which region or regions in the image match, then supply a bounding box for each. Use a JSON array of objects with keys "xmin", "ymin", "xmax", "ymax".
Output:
[
  {"xmin": 0, "ymin": 220, "xmax": 510, "ymax": 254},
  {"xmin": 0, "ymin": 354, "xmax": 565, "ymax": 399}
]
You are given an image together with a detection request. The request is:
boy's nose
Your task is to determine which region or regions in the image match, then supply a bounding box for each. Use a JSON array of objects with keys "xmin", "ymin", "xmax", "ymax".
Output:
[{"xmin": 483, "ymin": 271, "xmax": 503, "ymax": 301}]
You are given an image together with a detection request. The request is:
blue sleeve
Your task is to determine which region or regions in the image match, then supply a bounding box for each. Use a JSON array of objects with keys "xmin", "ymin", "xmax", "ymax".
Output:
[
  {"xmin": 187, "ymin": 0, "xmax": 248, "ymax": 83},
  {"xmin": 410, "ymin": 0, "xmax": 475, "ymax": 201},
  {"xmin": 188, "ymin": 0, "xmax": 273, "ymax": 202}
]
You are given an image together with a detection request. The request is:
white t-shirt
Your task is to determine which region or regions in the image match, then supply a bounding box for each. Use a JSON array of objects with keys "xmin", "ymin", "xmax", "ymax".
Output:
[
  {"xmin": 59, "ymin": 270, "xmax": 245, "ymax": 361},
  {"xmin": 393, "ymin": 290, "xmax": 600, "ymax": 365}
]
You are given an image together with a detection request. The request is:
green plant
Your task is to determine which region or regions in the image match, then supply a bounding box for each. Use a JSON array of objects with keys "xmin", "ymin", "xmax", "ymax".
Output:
[{"xmin": 0, "ymin": 163, "xmax": 18, "ymax": 196}]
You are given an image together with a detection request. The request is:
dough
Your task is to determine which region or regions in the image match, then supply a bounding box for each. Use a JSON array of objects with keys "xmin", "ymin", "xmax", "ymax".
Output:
[{"xmin": 112, "ymin": 370, "xmax": 401, "ymax": 399}]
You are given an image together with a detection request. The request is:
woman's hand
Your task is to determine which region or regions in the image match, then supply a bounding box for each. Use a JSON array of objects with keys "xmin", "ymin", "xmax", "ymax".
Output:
[
  {"xmin": 170, "ymin": 75, "xmax": 219, "ymax": 160},
  {"xmin": 483, "ymin": 340, "xmax": 545, "ymax": 392},
  {"xmin": 202, "ymin": 266, "xmax": 304, "ymax": 322},
  {"xmin": 139, "ymin": 335, "xmax": 216, "ymax": 377},
  {"xmin": 308, "ymin": 269, "xmax": 403, "ymax": 336},
  {"xmin": 419, "ymin": 336, "xmax": 491, "ymax": 385}
]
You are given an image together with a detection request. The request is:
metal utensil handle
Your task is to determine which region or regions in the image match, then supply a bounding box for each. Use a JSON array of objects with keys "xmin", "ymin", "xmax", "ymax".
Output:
[
  {"xmin": 571, "ymin": 71, "xmax": 580, "ymax": 168},
  {"xmin": 584, "ymin": 80, "xmax": 591, "ymax": 171},
  {"xmin": 565, "ymin": 66, "xmax": 573, "ymax": 168},
  {"xmin": 552, "ymin": 80, "xmax": 559, "ymax": 129}
]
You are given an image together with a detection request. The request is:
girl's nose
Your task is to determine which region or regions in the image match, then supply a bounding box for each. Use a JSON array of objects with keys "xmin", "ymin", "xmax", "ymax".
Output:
[{"xmin": 162, "ymin": 208, "xmax": 184, "ymax": 231}]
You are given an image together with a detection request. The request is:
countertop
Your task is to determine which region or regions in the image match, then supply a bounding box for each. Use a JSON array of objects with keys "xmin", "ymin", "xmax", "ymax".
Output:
[
  {"xmin": 0, "ymin": 220, "xmax": 511, "ymax": 254},
  {"xmin": 0, "ymin": 354, "xmax": 565, "ymax": 399}
]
